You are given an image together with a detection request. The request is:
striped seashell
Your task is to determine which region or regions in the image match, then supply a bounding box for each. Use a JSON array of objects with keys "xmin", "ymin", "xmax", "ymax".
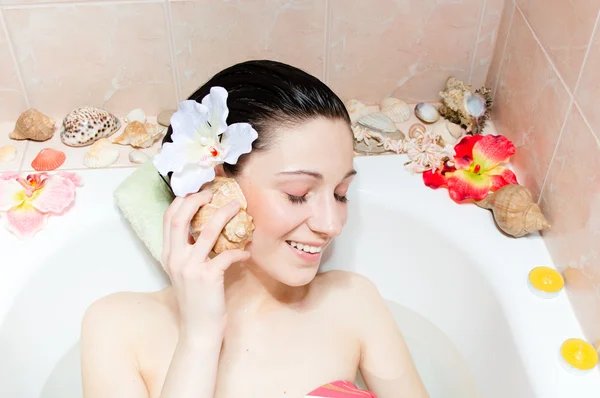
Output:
[{"xmin": 31, "ymin": 148, "xmax": 66, "ymax": 171}]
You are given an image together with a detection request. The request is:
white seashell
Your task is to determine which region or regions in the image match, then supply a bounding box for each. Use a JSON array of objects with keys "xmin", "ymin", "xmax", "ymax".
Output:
[
  {"xmin": 380, "ymin": 98, "xmax": 411, "ymax": 123},
  {"xmin": 464, "ymin": 92, "xmax": 486, "ymax": 118},
  {"xmin": 414, "ymin": 103, "xmax": 440, "ymax": 124},
  {"xmin": 408, "ymin": 123, "xmax": 427, "ymax": 139},
  {"xmin": 126, "ymin": 108, "xmax": 146, "ymax": 124},
  {"xmin": 60, "ymin": 106, "xmax": 121, "ymax": 147},
  {"xmin": 83, "ymin": 138, "xmax": 119, "ymax": 168},
  {"xmin": 0, "ymin": 145, "xmax": 17, "ymax": 163},
  {"xmin": 357, "ymin": 113, "xmax": 398, "ymax": 134},
  {"xmin": 128, "ymin": 149, "xmax": 150, "ymax": 164},
  {"xmin": 346, "ymin": 99, "xmax": 380, "ymax": 125},
  {"xmin": 433, "ymin": 122, "xmax": 464, "ymax": 145}
]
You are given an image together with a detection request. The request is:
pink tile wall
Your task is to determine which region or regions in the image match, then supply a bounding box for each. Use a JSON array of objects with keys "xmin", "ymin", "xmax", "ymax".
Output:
[
  {"xmin": 0, "ymin": 0, "xmax": 503, "ymax": 125},
  {"xmin": 487, "ymin": 0, "xmax": 600, "ymax": 343}
]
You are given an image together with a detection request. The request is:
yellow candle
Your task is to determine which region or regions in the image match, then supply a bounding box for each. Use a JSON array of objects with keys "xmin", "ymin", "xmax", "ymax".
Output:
[
  {"xmin": 560, "ymin": 338, "xmax": 599, "ymax": 372},
  {"xmin": 528, "ymin": 266, "xmax": 564, "ymax": 298}
]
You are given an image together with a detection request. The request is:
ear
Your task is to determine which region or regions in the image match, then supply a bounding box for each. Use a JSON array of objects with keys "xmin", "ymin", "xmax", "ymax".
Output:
[{"xmin": 214, "ymin": 164, "xmax": 226, "ymax": 177}]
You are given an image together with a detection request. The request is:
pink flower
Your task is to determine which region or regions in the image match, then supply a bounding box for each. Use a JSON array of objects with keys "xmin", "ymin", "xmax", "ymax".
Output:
[{"xmin": 0, "ymin": 171, "xmax": 83, "ymax": 239}]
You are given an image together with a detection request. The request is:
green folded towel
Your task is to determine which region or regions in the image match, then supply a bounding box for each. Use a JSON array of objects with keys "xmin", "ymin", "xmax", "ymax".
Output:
[{"xmin": 114, "ymin": 160, "xmax": 174, "ymax": 265}]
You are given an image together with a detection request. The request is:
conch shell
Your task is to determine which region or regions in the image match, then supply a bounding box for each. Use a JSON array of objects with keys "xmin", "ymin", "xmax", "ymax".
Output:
[
  {"xmin": 475, "ymin": 184, "xmax": 551, "ymax": 238},
  {"xmin": 10, "ymin": 109, "xmax": 56, "ymax": 141},
  {"xmin": 112, "ymin": 121, "xmax": 165, "ymax": 149},
  {"xmin": 190, "ymin": 177, "xmax": 255, "ymax": 253}
]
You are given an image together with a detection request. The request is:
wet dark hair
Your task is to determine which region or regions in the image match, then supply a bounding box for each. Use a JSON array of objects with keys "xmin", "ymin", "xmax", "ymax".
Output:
[{"xmin": 161, "ymin": 60, "xmax": 351, "ymax": 178}]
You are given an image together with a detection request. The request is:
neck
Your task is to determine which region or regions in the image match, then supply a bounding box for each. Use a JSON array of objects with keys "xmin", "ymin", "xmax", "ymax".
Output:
[{"xmin": 224, "ymin": 261, "xmax": 309, "ymax": 316}]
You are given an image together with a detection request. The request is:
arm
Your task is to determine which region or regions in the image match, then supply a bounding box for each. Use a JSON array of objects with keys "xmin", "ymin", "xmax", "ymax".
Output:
[
  {"xmin": 354, "ymin": 277, "xmax": 429, "ymax": 398},
  {"xmin": 80, "ymin": 294, "xmax": 149, "ymax": 398}
]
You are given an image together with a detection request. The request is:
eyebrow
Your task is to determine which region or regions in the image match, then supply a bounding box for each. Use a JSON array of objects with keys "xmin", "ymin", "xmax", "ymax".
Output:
[{"xmin": 276, "ymin": 169, "xmax": 357, "ymax": 180}]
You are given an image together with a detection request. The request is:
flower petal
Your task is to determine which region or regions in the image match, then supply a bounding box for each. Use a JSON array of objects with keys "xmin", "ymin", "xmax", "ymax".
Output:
[
  {"xmin": 447, "ymin": 169, "xmax": 492, "ymax": 202},
  {"xmin": 153, "ymin": 139, "xmax": 203, "ymax": 175},
  {"xmin": 453, "ymin": 134, "xmax": 484, "ymax": 169},
  {"xmin": 202, "ymin": 86, "xmax": 229, "ymax": 135},
  {"xmin": 487, "ymin": 166, "xmax": 519, "ymax": 191},
  {"xmin": 170, "ymin": 164, "xmax": 216, "ymax": 197},
  {"xmin": 30, "ymin": 173, "xmax": 78, "ymax": 214},
  {"xmin": 0, "ymin": 177, "xmax": 24, "ymax": 211},
  {"xmin": 57, "ymin": 171, "xmax": 83, "ymax": 187},
  {"xmin": 472, "ymin": 135, "xmax": 516, "ymax": 172},
  {"xmin": 222, "ymin": 122, "xmax": 258, "ymax": 165},
  {"xmin": 423, "ymin": 169, "xmax": 448, "ymax": 188},
  {"xmin": 3, "ymin": 203, "xmax": 48, "ymax": 239},
  {"xmin": 170, "ymin": 100, "xmax": 211, "ymax": 141}
]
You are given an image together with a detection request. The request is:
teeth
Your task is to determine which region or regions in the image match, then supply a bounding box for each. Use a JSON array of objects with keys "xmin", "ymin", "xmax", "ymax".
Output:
[{"xmin": 287, "ymin": 241, "xmax": 322, "ymax": 253}]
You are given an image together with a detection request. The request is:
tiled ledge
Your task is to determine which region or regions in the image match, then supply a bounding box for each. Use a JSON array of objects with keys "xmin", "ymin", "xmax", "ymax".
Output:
[{"xmin": 0, "ymin": 117, "xmax": 163, "ymax": 173}]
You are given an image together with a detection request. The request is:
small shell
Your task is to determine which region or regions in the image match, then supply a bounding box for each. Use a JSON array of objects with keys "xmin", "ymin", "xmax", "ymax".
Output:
[
  {"xmin": 357, "ymin": 113, "xmax": 399, "ymax": 134},
  {"xmin": 432, "ymin": 121, "xmax": 464, "ymax": 145},
  {"xmin": 10, "ymin": 109, "xmax": 56, "ymax": 142},
  {"xmin": 190, "ymin": 177, "xmax": 255, "ymax": 253},
  {"xmin": 126, "ymin": 108, "xmax": 146, "ymax": 124},
  {"xmin": 112, "ymin": 121, "xmax": 165, "ymax": 149},
  {"xmin": 475, "ymin": 184, "xmax": 551, "ymax": 238},
  {"xmin": 345, "ymin": 99, "xmax": 380, "ymax": 125},
  {"xmin": 60, "ymin": 106, "xmax": 121, "ymax": 147},
  {"xmin": 128, "ymin": 149, "xmax": 150, "ymax": 164},
  {"xmin": 408, "ymin": 123, "xmax": 427, "ymax": 139},
  {"xmin": 157, "ymin": 109, "xmax": 176, "ymax": 127},
  {"xmin": 0, "ymin": 145, "xmax": 18, "ymax": 163},
  {"xmin": 414, "ymin": 103, "xmax": 440, "ymax": 124},
  {"xmin": 31, "ymin": 148, "xmax": 66, "ymax": 171},
  {"xmin": 380, "ymin": 98, "xmax": 411, "ymax": 123},
  {"xmin": 83, "ymin": 138, "xmax": 120, "ymax": 168}
]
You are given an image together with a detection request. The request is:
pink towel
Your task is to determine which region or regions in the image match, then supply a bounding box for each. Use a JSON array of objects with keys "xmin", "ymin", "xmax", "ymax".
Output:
[{"xmin": 305, "ymin": 380, "xmax": 376, "ymax": 397}]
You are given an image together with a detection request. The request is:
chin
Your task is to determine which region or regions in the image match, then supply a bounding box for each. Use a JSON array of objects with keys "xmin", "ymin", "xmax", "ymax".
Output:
[{"xmin": 277, "ymin": 264, "xmax": 321, "ymax": 287}]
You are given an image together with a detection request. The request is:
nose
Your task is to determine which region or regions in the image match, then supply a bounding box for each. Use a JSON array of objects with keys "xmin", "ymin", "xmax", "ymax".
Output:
[{"xmin": 307, "ymin": 195, "xmax": 345, "ymax": 238}]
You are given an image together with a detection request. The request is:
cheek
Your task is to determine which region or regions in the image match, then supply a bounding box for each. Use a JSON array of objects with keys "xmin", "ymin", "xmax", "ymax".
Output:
[{"xmin": 245, "ymin": 192, "xmax": 303, "ymax": 241}]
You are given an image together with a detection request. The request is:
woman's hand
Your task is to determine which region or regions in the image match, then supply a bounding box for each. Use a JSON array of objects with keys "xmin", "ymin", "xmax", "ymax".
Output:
[{"xmin": 162, "ymin": 190, "xmax": 251, "ymax": 343}]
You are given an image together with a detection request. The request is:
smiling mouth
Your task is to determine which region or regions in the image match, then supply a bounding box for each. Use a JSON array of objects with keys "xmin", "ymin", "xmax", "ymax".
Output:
[{"xmin": 286, "ymin": 240, "xmax": 324, "ymax": 254}]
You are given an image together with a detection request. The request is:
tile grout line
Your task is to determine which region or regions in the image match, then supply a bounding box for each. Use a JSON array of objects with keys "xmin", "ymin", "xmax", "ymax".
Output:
[
  {"xmin": 0, "ymin": 8, "xmax": 31, "ymax": 109},
  {"xmin": 18, "ymin": 141, "xmax": 29, "ymax": 172},
  {"xmin": 0, "ymin": 0, "xmax": 162, "ymax": 9},
  {"xmin": 322, "ymin": 0, "xmax": 331, "ymax": 84},
  {"xmin": 163, "ymin": 0, "xmax": 181, "ymax": 103},
  {"xmin": 537, "ymin": 10, "xmax": 600, "ymax": 205},
  {"xmin": 491, "ymin": 0, "xmax": 515, "ymax": 102},
  {"xmin": 467, "ymin": 0, "xmax": 487, "ymax": 83}
]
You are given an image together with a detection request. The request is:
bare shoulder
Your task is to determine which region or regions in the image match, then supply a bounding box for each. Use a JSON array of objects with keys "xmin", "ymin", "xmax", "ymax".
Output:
[
  {"xmin": 314, "ymin": 270, "xmax": 384, "ymax": 308},
  {"xmin": 81, "ymin": 290, "xmax": 173, "ymax": 342}
]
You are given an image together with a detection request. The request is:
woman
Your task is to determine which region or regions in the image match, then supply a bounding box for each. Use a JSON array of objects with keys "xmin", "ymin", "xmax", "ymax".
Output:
[{"xmin": 80, "ymin": 60, "xmax": 429, "ymax": 398}]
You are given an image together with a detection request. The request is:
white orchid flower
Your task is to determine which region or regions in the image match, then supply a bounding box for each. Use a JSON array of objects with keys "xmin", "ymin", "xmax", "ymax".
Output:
[{"xmin": 153, "ymin": 86, "xmax": 258, "ymax": 197}]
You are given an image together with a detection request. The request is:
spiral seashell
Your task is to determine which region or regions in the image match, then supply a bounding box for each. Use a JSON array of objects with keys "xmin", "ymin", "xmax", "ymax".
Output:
[
  {"xmin": 31, "ymin": 148, "xmax": 66, "ymax": 171},
  {"xmin": 113, "ymin": 121, "xmax": 164, "ymax": 149},
  {"xmin": 408, "ymin": 123, "xmax": 427, "ymax": 139},
  {"xmin": 10, "ymin": 109, "xmax": 56, "ymax": 142},
  {"xmin": 380, "ymin": 98, "xmax": 412, "ymax": 123},
  {"xmin": 432, "ymin": 121, "xmax": 464, "ymax": 145},
  {"xmin": 475, "ymin": 184, "xmax": 551, "ymax": 238},
  {"xmin": 190, "ymin": 177, "xmax": 255, "ymax": 253}
]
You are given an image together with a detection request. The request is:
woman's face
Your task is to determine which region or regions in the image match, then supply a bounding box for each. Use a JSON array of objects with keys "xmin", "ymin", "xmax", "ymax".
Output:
[{"xmin": 235, "ymin": 117, "xmax": 355, "ymax": 287}]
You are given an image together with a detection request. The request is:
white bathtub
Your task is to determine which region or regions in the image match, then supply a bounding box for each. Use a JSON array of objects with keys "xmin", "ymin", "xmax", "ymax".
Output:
[{"xmin": 1, "ymin": 155, "xmax": 599, "ymax": 398}]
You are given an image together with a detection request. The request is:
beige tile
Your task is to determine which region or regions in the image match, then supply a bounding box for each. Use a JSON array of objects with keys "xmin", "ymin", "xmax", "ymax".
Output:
[
  {"xmin": 0, "ymin": 14, "xmax": 28, "ymax": 122},
  {"xmin": 576, "ymin": 16, "xmax": 600, "ymax": 137},
  {"xmin": 170, "ymin": 0, "xmax": 326, "ymax": 100},
  {"xmin": 3, "ymin": 3, "xmax": 177, "ymax": 120},
  {"xmin": 0, "ymin": 122, "xmax": 28, "ymax": 172},
  {"xmin": 470, "ymin": 0, "xmax": 505, "ymax": 89},
  {"xmin": 327, "ymin": 0, "xmax": 483, "ymax": 103},
  {"xmin": 21, "ymin": 116, "xmax": 162, "ymax": 172},
  {"xmin": 486, "ymin": 0, "xmax": 515, "ymax": 97},
  {"xmin": 517, "ymin": 0, "xmax": 599, "ymax": 92},
  {"xmin": 540, "ymin": 105, "xmax": 600, "ymax": 342},
  {"xmin": 492, "ymin": 11, "xmax": 571, "ymax": 201}
]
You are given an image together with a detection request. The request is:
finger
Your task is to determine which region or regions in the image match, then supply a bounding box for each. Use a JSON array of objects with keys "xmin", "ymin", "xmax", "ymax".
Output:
[
  {"xmin": 208, "ymin": 250, "xmax": 251, "ymax": 272},
  {"xmin": 162, "ymin": 196, "xmax": 187, "ymax": 265},
  {"xmin": 192, "ymin": 200, "xmax": 241, "ymax": 257},
  {"xmin": 170, "ymin": 190, "xmax": 213, "ymax": 255}
]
